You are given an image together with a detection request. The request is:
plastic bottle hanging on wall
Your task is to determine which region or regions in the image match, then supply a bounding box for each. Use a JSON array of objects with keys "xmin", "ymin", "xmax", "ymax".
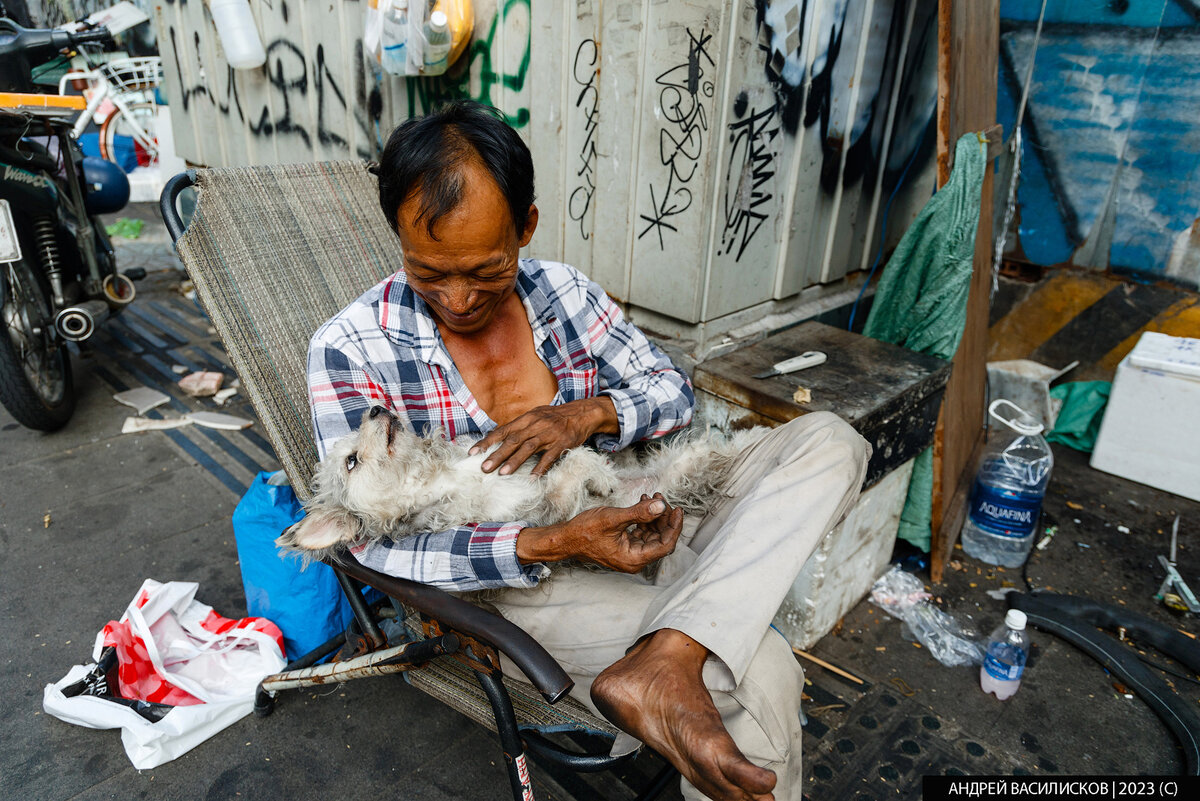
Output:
[{"xmin": 403, "ymin": 0, "xmax": 468, "ymax": 77}]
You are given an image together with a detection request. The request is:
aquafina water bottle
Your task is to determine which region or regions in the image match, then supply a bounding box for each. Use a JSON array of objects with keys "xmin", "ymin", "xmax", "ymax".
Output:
[{"xmin": 961, "ymin": 399, "xmax": 1054, "ymax": 568}]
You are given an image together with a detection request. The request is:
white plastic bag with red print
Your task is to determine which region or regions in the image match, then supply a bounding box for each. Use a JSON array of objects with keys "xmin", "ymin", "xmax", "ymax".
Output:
[{"xmin": 43, "ymin": 579, "xmax": 287, "ymax": 769}]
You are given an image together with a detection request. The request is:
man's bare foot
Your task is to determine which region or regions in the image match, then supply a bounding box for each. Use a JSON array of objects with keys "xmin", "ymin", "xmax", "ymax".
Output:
[{"xmin": 591, "ymin": 629, "xmax": 777, "ymax": 801}]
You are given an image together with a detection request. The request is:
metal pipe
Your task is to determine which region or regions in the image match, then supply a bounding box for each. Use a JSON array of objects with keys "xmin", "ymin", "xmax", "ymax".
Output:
[
  {"xmin": 476, "ymin": 669, "xmax": 537, "ymax": 801},
  {"xmin": 54, "ymin": 299, "xmax": 108, "ymax": 341},
  {"xmin": 102, "ymin": 273, "xmax": 135, "ymax": 305},
  {"xmin": 259, "ymin": 633, "xmax": 457, "ymax": 693},
  {"xmin": 254, "ymin": 630, "xmax": 348, "ymax": 717},
  {"xmin": 336, "ymin": 570, "xmax": 386, "ymax": 651}
]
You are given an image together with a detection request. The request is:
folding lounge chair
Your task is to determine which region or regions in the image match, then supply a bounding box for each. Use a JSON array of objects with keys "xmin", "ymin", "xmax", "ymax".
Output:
[{"xmin": 160, "ymin": 162, "xmax": 678, "ymax": 800}]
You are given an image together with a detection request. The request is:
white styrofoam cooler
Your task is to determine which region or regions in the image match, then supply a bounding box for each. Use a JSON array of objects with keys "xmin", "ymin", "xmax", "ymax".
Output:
[{"xmin": 1091, "ymin": 332, "xmax": 1200, "ymax": 502}]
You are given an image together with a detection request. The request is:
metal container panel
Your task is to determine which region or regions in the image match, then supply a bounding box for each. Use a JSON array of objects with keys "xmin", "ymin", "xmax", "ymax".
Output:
[{"xmin": 154, "ymin": 0, "xmax": 940, "ymax": 335}]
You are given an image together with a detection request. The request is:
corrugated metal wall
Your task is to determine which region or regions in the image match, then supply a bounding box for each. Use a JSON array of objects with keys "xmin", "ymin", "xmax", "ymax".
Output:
[{"xmin": 153, "ymin": 0, "xmax": 939, "ymax": 343}]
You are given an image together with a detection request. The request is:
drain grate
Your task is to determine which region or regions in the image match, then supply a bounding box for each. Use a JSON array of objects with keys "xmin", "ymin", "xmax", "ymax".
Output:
[{"xmin": 802, "ymin": 686, "xmax": 1023, "ymax": 800}]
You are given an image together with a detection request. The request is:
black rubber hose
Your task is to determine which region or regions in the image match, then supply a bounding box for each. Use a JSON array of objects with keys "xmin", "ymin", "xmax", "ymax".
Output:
[
  {"xmin": 1022, "ymin": 592, "xmax": 1200, "ymax": 673},
  {"xmin": 519, "ymin": 728, "xmax": 636, "ymax": 773},
  {"xmin": 1009, "ymin": 593, "xmax": 1200, "ymax": 775}
]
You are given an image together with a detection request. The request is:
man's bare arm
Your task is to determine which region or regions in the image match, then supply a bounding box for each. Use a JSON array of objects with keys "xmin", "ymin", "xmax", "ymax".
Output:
[{"xmin": 516, "ymin": 494, "xmax": 683, "ymax": 573}]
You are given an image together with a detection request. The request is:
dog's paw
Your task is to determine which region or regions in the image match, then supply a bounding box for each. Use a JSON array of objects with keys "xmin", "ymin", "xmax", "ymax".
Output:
[{"xmin": 278, "ymin": 508, "xmax": 361, "ymax": 551}]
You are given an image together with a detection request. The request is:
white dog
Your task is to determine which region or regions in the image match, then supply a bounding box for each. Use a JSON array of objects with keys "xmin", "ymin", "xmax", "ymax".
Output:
[{"xmin": 279, "ymin": 406, "xmax": 767, "ymax": 556}]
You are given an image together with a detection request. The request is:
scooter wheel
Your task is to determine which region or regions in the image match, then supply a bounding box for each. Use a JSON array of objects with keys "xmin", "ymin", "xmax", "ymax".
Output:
[{"xmin": 0, "ymin": 258, "xmax": 75, "ymax": 431}]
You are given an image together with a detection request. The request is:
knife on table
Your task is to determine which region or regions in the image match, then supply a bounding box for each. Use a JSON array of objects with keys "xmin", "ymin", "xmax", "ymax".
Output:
[{"xmin": 753, "ymin": 351, "xmax": 827, "ymax": 379}]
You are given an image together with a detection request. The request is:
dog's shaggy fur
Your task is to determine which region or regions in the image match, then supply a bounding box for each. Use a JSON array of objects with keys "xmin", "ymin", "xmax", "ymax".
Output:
[{"xmin": 279, "ymin": 407, "xmax": 767, "ymax": 556}]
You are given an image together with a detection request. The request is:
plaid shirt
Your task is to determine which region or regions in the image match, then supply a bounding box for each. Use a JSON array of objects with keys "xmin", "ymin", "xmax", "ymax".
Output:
[{"xmin": 307, "ymin": 259, "xmax": 695, "ymax": 591}]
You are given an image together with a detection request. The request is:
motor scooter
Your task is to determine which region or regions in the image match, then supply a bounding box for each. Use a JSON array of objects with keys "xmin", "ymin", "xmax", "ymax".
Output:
[{"xmin": 0, "ymin": 19, "xmax": 137, "ymax": 430}]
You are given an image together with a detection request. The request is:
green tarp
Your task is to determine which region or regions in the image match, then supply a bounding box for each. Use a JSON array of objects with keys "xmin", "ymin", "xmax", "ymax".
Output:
[
  {"xmin": 863, "ymin": 132, "xmax": 988, "ymax": 552},
  {"xmin": 1047, "ymin": 381, "xmax": 1111, "ymax": 453}
]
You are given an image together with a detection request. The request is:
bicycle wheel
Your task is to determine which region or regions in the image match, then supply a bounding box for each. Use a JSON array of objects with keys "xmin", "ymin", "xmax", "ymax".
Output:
[
  {"xmin": 0, "ymin": 257, "xmax": 75, "ymax": 430},
  {"xmin": 99, "ymin": 101, "xmax": 159, "ymax": 168}
]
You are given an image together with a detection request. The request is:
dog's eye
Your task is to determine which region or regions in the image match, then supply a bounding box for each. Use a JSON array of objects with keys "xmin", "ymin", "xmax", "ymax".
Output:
[{"xmin": 346, "ymin": 453, "xmax": 358, "ymax": 472}]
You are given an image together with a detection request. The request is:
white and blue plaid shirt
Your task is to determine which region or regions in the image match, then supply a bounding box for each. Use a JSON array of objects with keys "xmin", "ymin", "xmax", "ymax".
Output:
[{"xmin": 307, "ymin": 259, "xmax": 695, "ymax": 591}]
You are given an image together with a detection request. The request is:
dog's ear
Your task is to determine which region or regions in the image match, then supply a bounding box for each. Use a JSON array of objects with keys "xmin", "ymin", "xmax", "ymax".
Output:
[{"xmin": 277, "ymin": 508, "xmax": 360, "ymax": 552}]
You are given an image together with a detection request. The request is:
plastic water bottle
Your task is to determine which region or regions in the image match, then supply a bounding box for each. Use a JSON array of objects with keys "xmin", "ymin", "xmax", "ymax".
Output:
[
  {"xmin": 423, "ymin": 10, "xmax": 452, "ymax": 75},
  {"xmin": 209, "ymin": 0, "xmax": 267, "ymax": 69},
  {"xmin": 381, "ymin": 0, "xmax": 410, "ymax": 76},
  {"xmin": 980, "ymin": 609, "xmax": 1030, "ymax": 700},
  {"xmin": 961, "ymin": 399, "xmax": 1054, "ymax": 568}
]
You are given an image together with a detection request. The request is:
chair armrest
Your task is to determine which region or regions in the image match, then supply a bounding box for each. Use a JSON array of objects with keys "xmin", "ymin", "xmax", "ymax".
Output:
[
  {"xmin": 331, "ymin": 555, "xmax": 575, "ymax": 705},
  {"xmin": 160, "ymin": 169, "xmax": 197, "ymax": 243}
]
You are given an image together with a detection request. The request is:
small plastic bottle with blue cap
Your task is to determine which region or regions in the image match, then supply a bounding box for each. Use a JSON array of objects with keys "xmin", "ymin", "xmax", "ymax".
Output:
[{"xmin": 981, "ymin": 609, "xmax": 1030, "ymax": 700}]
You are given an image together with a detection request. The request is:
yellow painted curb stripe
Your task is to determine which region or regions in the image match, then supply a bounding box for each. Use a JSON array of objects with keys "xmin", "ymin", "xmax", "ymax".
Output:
[
  {"xmin": 1097, "ymin": 298, "xmax": 1200, "ymax": 375},
  {"xmin": 988, "ymin": 272, "xmax": 1119, "ymax": 362}
]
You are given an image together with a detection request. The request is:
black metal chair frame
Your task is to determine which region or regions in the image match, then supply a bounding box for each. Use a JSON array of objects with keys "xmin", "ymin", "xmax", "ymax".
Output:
[{"xmin": 160, "ymin": 170, "xmax": 676, "ymax": 800}]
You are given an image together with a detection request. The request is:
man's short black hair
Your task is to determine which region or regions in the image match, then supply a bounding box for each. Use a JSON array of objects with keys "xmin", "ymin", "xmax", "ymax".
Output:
[{"xmin": 374, "ymin": 101, "xmax": 535, "ymax": 238}]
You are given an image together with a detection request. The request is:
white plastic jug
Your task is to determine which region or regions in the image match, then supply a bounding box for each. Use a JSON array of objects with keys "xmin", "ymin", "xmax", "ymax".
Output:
[{"xmin": 210, "ymin": 0, "xmax": 267, "ymax": 69}]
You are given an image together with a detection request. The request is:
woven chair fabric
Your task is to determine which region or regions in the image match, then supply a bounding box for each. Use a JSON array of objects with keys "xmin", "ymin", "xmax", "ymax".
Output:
[
  {"xmin": 173, "ymin": 160, "xmax": 617, "ymax": 741},
  {"xmin": 407, "ymin": 656, "xmax": 619, "ymax": 736},
  {"xmin": 177, "ymin": 161, "xmax": 399, "ymax": 499}
]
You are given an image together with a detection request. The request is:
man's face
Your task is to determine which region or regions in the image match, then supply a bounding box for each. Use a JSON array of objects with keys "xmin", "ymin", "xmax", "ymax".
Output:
[{"xmin": 395, "ymin": 159, "xmax": 537, "ymax": 336}]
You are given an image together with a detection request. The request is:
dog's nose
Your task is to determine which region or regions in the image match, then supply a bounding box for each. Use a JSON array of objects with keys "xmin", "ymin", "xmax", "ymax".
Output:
[{"xmin": 368, "ymin": 405, "xmax": 387, "ymax": 419}]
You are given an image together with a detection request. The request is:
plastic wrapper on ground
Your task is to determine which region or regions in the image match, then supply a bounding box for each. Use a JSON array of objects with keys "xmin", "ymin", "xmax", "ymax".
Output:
[{"xmin": 869, "ymin": 565, "xmax": 985, "ymax": 668}]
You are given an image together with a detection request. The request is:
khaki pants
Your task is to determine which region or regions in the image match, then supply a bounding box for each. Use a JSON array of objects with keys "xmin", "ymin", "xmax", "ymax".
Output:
[{"xmin": 491, "ymin": 411, "xmax": 870, "ymax": 800}]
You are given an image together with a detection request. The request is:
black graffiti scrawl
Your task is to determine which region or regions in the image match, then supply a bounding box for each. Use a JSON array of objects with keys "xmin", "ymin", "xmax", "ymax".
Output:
[
  {"xmin": 754, "ymin": 0, "xmax": 939, "ymax": 195},
  {"xmin": 720, "ymin": 92, "xmax": 780, "ymax": 261},
  {"xmin": 569, "ymin": 38, "xmax": 600, "ymax": 242},
  {"xmin": 166, "ymin": 23, "xmax": 381, "ymax": 160},
  {"xmin": 638, "ymin": 27, "xmax": 715, "ymax": 250}
]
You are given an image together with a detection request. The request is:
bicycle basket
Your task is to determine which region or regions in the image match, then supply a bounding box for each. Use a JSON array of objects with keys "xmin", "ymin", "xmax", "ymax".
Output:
[{"xmin": 101, "ymin": 57, "xmax": 162, "ymax": 93}]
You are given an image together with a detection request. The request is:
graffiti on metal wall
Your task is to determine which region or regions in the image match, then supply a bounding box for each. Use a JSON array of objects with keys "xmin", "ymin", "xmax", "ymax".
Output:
[
  {"xmin": 636, "ymin": 3, "xmax": 939, "ymax": 258},
  {"xmin": 638, "ymin": 27, "xmax": 715, "ymax": 250},
  {"xmin": 568, "ymin": 38, "xmax": 599, "ymax": 242},
  {"xmin": 160, "ymin": 0, "xmax": 527, "ymax": 162},
  {"xmin": 165, "ymin": 24, "xmax": 381, "ymax": 159},
  {"xmin": 998, "ymin": 0, "xmax": 1200, "ymax": 283},
  {"xmin": 754, "ymin": 0, "xmax": 938, "ymax": 189},
  {"xmin": 719, "ymin": 92, "xmax": 780, "ymax": 260},
  {"xmin": 403, "ymin": 0, "xmax": 531, "ymax": 129},
  {"xmin": 706, "ymin": 0, "xmax": 939, "ymax": 261}
]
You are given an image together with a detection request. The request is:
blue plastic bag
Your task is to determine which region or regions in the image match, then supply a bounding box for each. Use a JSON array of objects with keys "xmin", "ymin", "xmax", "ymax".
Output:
[{"xmin": 232, "ymin": 472, "xmax": 353, "ymax": 661}]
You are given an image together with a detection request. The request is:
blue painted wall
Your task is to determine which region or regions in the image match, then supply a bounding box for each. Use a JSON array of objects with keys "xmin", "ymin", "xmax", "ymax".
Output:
[{"xmin": 998, "ymin": 0, "xmax": 1200, "ymax": 284}]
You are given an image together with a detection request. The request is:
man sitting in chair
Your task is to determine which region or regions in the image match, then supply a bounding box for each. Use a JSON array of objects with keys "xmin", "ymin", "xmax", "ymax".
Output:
[{"xmin": 307, "ymin": 101, "xmax": 868, "ymax": 801}]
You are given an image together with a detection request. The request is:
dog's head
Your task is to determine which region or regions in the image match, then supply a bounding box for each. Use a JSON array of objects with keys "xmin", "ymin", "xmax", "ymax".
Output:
[{"xmin": 278, "ymin": 406, "xmax": 435, "ymax": 553}]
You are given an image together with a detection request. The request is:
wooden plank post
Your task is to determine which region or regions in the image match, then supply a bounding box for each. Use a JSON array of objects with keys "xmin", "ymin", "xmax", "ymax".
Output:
[{"xmin": 930, "ymin": 0, "xmax": 999, "ymax": 582}]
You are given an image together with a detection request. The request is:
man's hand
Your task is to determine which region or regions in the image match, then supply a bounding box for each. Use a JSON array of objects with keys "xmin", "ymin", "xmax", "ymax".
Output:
[
  {"xmin": 517, "ymin": 494, "xmax": 683, "ymax": 573},
  {"xmin": 470, "ymin": 397, "xmax": 619, "ymax": 476}
]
